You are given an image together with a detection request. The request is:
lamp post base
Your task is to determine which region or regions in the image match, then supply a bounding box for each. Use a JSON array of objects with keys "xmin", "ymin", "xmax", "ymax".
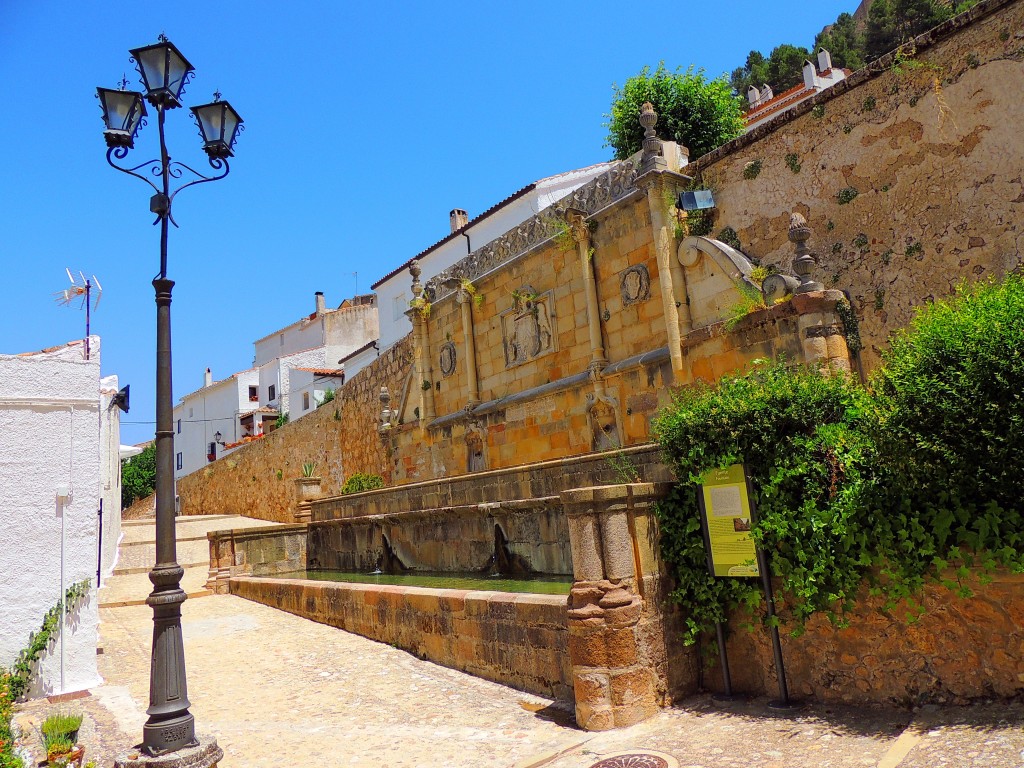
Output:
[{"xmin": 114, "ymin": 735, "xmax": 222, "ymax": 768}]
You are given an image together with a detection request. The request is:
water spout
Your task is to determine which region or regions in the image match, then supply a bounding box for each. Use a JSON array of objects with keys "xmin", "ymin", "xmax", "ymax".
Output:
[
  {"xmin": 481, "ymin": 523, "xmax": 532, "ymax": 576},
  {"xmin": 376, "ymin": 533, "xmax": 407, "ymax": 574}
]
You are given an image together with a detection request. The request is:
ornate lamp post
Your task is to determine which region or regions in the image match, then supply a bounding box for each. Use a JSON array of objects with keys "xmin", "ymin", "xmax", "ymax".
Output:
[{"xmin": 96, "ymin": 36, "xmax": 242, "ymax": 763}]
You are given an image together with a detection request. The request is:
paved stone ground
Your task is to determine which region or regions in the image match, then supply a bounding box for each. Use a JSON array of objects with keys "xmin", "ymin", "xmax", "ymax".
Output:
[{"xmin": 17, "ymin": 514, "xmax": 1024, "ymax": 767}]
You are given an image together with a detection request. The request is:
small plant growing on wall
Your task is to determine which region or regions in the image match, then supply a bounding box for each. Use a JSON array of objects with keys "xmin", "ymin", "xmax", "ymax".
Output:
[
  {"xmin": 717, "ymin": 226, "xmax": 741, "ymax": 250},
  {"xmin": 340, "ymin": 473, "xmax": 384, "ymax": 494},
  {"xmin": 409, "ymin": 296, "xmax": 431, "ymax": 319},
  {"xmin": 784, "ymin": 153, "xmax": 801, "ymax": 173},
  {"xmin": 862, "ymin": 95, "xmax": 876, "ymax": 111},
  {"xmin": 853, "ymin": 233, "xmax": 869, "ymax": 253},
  {"xmin": 811, "ymin": 104, "xmax": 826, "ymax": 119},
  {"xmin": 837, "ymin": 187, "xmax": 859, "ymax": 205},
  {"xmin": 460, "ymin": 278, "xmax": 484, "ymax": 308},
  {"xmin": 723, "ymin": 283, "xmax": 767, "ymax": 330},
  {"xmin": 741, "ymin": 159, "xmax": 762, "ymax": 180},
  {"xmin": 905, "ymin": 241, "xmax": 923, "ymax": 258}
]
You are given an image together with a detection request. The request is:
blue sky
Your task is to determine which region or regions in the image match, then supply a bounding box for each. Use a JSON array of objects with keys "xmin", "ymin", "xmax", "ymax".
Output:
[{"xmin": 1, "ymin": 1, "xmax": 852, "ymax": 444}]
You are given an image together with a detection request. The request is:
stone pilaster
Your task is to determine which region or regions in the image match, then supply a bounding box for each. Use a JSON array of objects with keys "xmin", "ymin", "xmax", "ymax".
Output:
[
  {"xmin": 565, "ymin": 208, "xmax": 607, "ymax": 372},
  {"xmin": 561, "ymin": 483, "xmax": 667, "ymax": 730},
  {"xmin": 407, "ymin": 260, "xmax": 435, "ymax": 424},
  {"xmin": 456, "ymin": 285, "xmax": 480, "ymax": 408}
]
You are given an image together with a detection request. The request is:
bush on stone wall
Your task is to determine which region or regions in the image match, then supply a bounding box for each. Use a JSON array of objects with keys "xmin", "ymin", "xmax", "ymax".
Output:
[
  {"xmin": 340, "ymin": 473, "xmax": 384, "ymax": 495},
  {"xmin": 654, "ymin": 275, "xmax": 1024, "ymax": 644}
]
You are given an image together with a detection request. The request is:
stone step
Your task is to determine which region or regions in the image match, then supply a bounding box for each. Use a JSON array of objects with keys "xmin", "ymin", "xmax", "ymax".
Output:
[{"xmin": 99, "ymin": 565, "xmax": 212, "ymax": 607}]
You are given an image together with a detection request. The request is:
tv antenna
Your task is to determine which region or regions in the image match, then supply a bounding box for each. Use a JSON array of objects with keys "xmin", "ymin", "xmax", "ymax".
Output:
[{"xmin": 54, "ymin": 269, "xmax": 102, "ymax": 360}]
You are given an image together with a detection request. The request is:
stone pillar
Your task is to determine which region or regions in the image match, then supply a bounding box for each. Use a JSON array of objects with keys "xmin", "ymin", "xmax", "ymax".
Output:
[
  {"xmin": 561, "ymin": 484, "xmax": 665, "ymax": 730},
  {"xmin": 407, "ymin": 261, "xmax": 435, "ymax": 424},
  {"xmin": 793, "ymin": 291, "xmax": 855, "ymax": 373},
  {"xmin": 634, "ymin": 104, "xmax": 687, "ymax": 383},
  {"xmin": 206, "ymin": 530, "xmax": 235, "ymax": 595},
  {"xmin": 565, "ymin": 208, "xmax": 607, "ymax": 371},
  {"xmin": 456, "ymin": 284, "xmax": 480, "ymax": 408}
]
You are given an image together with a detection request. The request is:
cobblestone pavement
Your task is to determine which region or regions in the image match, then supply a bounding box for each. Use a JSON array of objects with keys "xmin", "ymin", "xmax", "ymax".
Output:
[
  {"xmin": 89, "ymin": 593, "xmax": 1024, "ymax": 768},
  {"xmin": 26, "ymin": 514, "xmax": 1024, "ymax": 767}
]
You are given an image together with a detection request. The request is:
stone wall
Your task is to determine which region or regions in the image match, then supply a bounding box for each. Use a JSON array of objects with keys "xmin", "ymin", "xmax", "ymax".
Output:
[
  {"xmin": 692, "ymin": 0, "xmax": 1024, "ymax": 372},
  {"xmin": 712, "ymin": 570, "xmax": 1024, "ymax": 706},
  {"xmin": 312, "ymin": 443, "xmax": 671, "ymax": 521},
  {"xmin": 229, "ymin": 576, "xmax": 572, "ymax": 700},
  {"xmin": 207, "ymin": 523, "xmax": 308, "ymax": 588},
  {"xmin": 307, "ymin": 504, "xmax": 571, "ymax": 575},
  {"xmin": 178, "ymin": 337, "xmax": 412, "ymax": 521}
]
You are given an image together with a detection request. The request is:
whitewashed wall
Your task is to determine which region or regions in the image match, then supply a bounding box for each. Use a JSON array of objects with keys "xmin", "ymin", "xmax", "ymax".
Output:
[
  {"xmin": 99, "ymin": 375, "xmax": 122, "ymax": 582},
  {"xmin": 173, "ymin": 369, "xmax": 259, "ymax": 482},
  {"xmin": 0, "ymin": 337, "xmax": 103, "ymax": 697}
]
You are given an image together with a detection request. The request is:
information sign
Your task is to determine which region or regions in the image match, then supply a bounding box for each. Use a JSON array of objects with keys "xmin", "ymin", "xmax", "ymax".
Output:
[{"xmin": 698, "ymin": 464, "xmax": 759, "ymax": 577}]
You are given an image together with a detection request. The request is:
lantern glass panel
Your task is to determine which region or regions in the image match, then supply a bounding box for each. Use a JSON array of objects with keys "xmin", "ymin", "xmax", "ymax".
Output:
[{"xmin": 131, "ymin": 41, "xmax": 193, "ymax": 104}]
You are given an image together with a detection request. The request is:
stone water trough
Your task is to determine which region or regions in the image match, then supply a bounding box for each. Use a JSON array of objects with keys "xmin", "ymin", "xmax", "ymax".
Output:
[{"xmin": 207, "ymin": 470, "xmax": 687, "ymax": 730}]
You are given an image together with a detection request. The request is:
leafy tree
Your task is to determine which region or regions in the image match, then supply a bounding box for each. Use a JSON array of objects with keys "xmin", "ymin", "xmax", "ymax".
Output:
[
  {"xmin": 605, "ymin": 64, "xmax": 744, "ymax": 161},
  {"xmin": 766, "ymin": 44, "xmax": 813, "ymax": 91},
  {"xmin": 731, "ymin": 44, "xmax": 811, "ymax": 98},
  {"xmin": 730, "ymin": 50, "xmax": 770, "ymax": 97},
  {"xmin": 814, "ymin": 12, "xmax": 866, "ymax": 71},
  {"xmin": 121, "ymin": 443, "xmax": 156, "ymax": 509},
  {"xmin": 866, "ymin": 0, "xmax": 951, "ymax": 60}
]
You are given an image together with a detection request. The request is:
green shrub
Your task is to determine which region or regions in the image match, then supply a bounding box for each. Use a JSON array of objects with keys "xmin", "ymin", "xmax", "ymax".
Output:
[
  {"xmin": 340, "ymin": 473, "xmax": 384, "ymax": 495},
  {"xmin": 654, "ymin": 361, "xmax": 876, "ymax": 641},
  {"xmin": 871, "ymin": 277, "xmax": 1024, "ymax": 579},
  {"xmin": 653, "ymin": 275, "xmax": 1024, "ymax": 645}
]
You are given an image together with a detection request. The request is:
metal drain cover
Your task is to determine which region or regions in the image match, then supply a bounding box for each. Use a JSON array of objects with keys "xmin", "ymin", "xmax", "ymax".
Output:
[{"xmin": 589, "ymin": 753, "xmax": 671, "ymax": 768}]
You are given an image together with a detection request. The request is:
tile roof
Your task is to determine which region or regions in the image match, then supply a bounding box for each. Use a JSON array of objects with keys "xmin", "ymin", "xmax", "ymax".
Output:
[{"xmin": 293, "ymin": 367, "xmax": 346, "ymax": 376}]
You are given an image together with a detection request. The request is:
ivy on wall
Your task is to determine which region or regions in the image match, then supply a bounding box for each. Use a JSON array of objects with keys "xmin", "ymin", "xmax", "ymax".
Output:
[{"xmin": 654, "ymin": 276, "xmax": 1024, "ymax": 644}]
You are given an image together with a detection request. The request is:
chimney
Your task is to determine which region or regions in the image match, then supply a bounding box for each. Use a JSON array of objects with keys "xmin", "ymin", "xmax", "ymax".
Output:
[
  {"xmin": 802, "ymin": 60, "xmax": 818, "ymax": 89},
  {"xmin": 315, "ymin": 291, "xmax": 326, "ymax": 315},
  {"xmin": 747, "ymin": 85, "xmax": 760, "ymax": 107},
  {"xmin": 817, "ymin": 49, "xmax": 833, "ymax": 73},
  {"xmin": 450, "ymin": 209, "xmax": 469, "ymax": 232},
  {"xmin": 204, "ymin": 367, "xmax": 212, "ymax": 387}
]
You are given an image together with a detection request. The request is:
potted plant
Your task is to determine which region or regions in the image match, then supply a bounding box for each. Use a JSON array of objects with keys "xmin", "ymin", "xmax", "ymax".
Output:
[
  {"xmin": 294, "ymin": 462, "xmax": 323, "ymax": 501},
  {"xmin": 40, "ymin": 711, "xmax": 84, "ymax": 767}
]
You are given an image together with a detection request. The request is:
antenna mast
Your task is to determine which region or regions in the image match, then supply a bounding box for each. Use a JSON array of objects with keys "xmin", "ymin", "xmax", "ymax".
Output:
[{"xmin": 53, "ymin": 269, "xmax": 103, "ymax": 359}]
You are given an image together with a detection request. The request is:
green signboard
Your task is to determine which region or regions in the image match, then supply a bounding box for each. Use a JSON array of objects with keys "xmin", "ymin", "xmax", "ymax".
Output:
[{"xmin": 698, "ymin": 464, "xmax": 759, "ymax": 578}]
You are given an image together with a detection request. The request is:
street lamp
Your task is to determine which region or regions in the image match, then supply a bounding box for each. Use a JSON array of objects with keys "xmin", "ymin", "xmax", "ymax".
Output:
[{"xmin": 96, "ymin": 35, "xmax": 242, "ymax": 762}]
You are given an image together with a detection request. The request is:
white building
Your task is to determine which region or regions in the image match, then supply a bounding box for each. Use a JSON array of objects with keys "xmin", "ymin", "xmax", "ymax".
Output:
[
  {"xmin": 173, "ymin": 292, "xmax": 378, "ymax": 478},
  {"xmin": 289, "ymin": 367, "xmax": 347, "ymax": 420},
  {"xmin": 744, "ymin": 50, "xmax": 850, "ymax": 132},
  {"xmin": 172, "ymin": 367, "xmax": 261, "ymax": 482},
  {"xmin": 371, "ymin": 162, "xmax": 616, "ymax": 353},
  {"xmin": 0, "ymin": 336, "xmax": 122, "ymax": 697}
]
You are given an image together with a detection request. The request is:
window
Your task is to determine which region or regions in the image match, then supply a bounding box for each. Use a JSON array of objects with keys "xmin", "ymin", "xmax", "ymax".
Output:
[
  {"xmin": 393, "ymin": 293, "xmax": 408, "ymax": 321},
  {"xmin": 279, "ymin": 334, "xmax": 285, "ymax": 347},
  {"xmin": 302, "ymin": 392, "xmax": 310, "ymax": 411},
  {"xmin": 248, "ymin": 385, "xmax": 258, "ymax": 402},
  {"xmin": 176, "ymin": 453, "xmax": 182, "ymax": 470},
  {"xmin": 189, "ymin": 407, "xmax": 193, "ymax": 418},
  {"xmin": 268, "ymin": 384, "xmax": 276, "ymax": 401},
  {"xmin": 176, "ymin": 418, "xmax": 181, "ymax": 434}
]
